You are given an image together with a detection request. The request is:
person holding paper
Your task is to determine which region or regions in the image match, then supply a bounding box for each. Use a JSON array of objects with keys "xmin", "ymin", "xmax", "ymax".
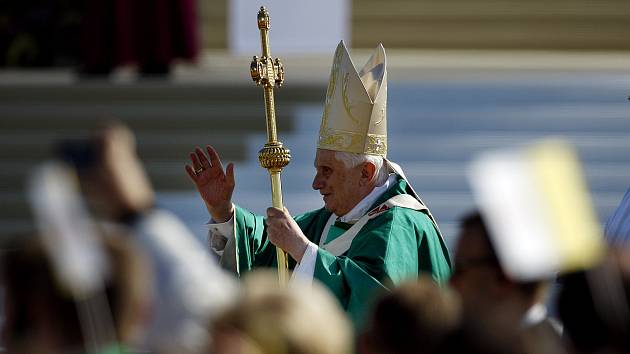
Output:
[
  {"xmin": 450, "ymin": 212, "xmax": 565, "ymax": 354},
  {"xmin": 186, "ymin": 41, "xmax": 451, "ymax": 326},
  {"xmin": 59, "ymin": 124, "xmax": 236, "ymax": 353}
]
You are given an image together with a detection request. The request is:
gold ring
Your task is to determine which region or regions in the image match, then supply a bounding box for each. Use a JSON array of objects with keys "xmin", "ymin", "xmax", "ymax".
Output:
[{"xmin": 194, "ymin": 166, "xmax": 204, "ymax": 174}]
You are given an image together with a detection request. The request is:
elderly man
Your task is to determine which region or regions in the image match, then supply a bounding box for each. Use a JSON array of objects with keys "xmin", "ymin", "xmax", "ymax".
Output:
[{"xmin": 186, "ymin": 41, "xmax": 451, "ymax": 325}]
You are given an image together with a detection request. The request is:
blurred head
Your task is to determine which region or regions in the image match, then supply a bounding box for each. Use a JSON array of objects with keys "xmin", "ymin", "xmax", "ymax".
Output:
[
  {"xmin": 450, "ymin": 212, "xmax": 505, "ymax": 308},
  {"xmin": 58, "ymin": 123, "xmax": 154, "ymax": 221},
  {"xmin": 0, "ymin": 232, "xmax": 151, "ymax": 353},
  {"xmin": 450, "ymin": 212, "xmax": 547, "ymax": 318},
  {"xmin": 361, "ymin": 276, "xmax": 462, "ymax": 354},
  {"xmin": 210, "ymin": 271, "xmax": 353, "ymax": 354},
  {"xmin": 312, "ymin": 149, "xmax": 388, "ymax": 216},
  {"xmin": 558, "ymin": 247, "xmax": 630, "ymax": 354}
]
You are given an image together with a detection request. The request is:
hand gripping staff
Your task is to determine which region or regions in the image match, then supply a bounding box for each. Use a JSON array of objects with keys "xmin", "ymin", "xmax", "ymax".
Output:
[{"xmin": 250, "ymin": 6, "xmax": 291, "ymax": 285}]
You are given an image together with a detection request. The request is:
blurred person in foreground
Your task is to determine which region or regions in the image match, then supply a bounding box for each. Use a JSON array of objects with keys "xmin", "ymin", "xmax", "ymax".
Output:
[
  {"xmin": 360, "ymin": 275, "xmax": 523, "ymax": 354},
  {"xmin": 59, "ymin": 123, "xmax": 236, "ymax": 353},
  {"xmin": 186, "ymin": 41, "xmax": 451, "ymax": 327},
  {"xmin": 557, "ymin": 247, "xmax": 630, "ymax": 354},
  {"xmin": 359, "ymin": 276, "xmax": 461, "ymax": 354},
  {"xmin": 605, "ymin": 97, "xmax": 630, "ymax": 246},
  {"xmin": 209, "ymin": 271, "xmax": 352, "ymax": 354},
  {"xmin": 449, "ymin": 211, "xmax": 566, "ymax": 354},
  {"xmin": 0, "ymin": 233, "xmax": 150, "ymax": 354},
  {"xmin": 604, "ymin": 185, "xmax": 630, "ymax": 247}
]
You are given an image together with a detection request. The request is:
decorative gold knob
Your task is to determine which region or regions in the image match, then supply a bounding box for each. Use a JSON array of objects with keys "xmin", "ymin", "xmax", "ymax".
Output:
[
  {"xmin": 251, "ymin": 56, "xmax": 262, "ymax": 84},
  {"xmin": 257, "ymin": 6, "xmax": 270, "ymax": 30},
  {"xmin": 274, "ymin": 58, "xmax": 284, "ymax": 87},
  {"xmin": 258, "ymin": 142, "xmax": 291, "ymax": 170}
]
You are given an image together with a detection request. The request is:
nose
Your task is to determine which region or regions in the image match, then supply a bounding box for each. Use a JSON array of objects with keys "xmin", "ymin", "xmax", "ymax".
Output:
[{"xmin": 312, "ymin": 172, "xmax": 323, "ymax": 190}]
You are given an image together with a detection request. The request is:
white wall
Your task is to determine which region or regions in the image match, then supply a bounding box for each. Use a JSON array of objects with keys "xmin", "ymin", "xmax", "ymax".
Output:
[{"xmin": 228, "ymin": 0, "xmax": 350, "ymax": 55}]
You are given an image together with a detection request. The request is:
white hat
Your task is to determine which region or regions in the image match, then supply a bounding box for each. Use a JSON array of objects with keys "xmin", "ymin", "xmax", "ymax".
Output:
[{"xmin": 318, "ymin": 41, "xmax": 388, "ymax": 157}]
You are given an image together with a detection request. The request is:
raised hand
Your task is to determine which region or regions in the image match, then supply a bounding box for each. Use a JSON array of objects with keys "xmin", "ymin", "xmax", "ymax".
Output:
[{"xmin": 185, "ymin": 145, "xmax": 235, "ymax": 222}]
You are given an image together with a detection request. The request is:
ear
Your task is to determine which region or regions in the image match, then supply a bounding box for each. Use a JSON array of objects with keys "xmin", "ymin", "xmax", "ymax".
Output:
[{"xmin": 361, "ymin": 162, "xmax": 377, "ymax": 182}]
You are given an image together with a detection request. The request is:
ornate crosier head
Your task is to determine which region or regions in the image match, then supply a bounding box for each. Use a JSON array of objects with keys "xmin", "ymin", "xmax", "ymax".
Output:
[{"xmin": 318, "ymin": 41, "xmax": 388, "ymax": 157}]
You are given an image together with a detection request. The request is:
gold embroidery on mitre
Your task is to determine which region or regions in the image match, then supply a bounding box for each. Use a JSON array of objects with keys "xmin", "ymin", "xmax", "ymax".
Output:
[
  {"xmin": 374, "ymin": 107, "xmax": 385, "ymax": 126},
  {"xmin": 321, "ymin": 47, "xmax": 344, "ymax": 132},
  {"xmin": 366, "ymin": 134, "xmax": 387, "ymax": 156},
  {"xmin": 318, "ymin": 128, "xmax": 364, "ymax": 153},
  {"xmin": 342, "ymin": 72, "xmax": 360, "ymax": 124}
]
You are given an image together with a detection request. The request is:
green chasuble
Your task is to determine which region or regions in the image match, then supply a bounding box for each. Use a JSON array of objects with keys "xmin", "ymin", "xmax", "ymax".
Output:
[{"xmin": 227, "ymin": 177, "xmax": 451, "ymax": 327}]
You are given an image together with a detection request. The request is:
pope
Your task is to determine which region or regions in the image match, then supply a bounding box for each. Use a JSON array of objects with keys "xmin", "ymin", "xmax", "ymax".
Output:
[{"xmin": 186, "ymin": 41, "xmax": 451, "ymax": 326}]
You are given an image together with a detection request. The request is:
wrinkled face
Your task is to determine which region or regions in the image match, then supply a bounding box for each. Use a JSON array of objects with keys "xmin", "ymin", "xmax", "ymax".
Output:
[{"xmin": 312, "ymin": 149, "xmax": 365, "ymax": 216}]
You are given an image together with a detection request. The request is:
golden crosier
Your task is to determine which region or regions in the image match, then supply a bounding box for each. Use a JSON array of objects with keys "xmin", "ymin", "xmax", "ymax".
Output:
[{"xmin": 250, "ymin": 6, "xmax": 291, "ymax": 285}]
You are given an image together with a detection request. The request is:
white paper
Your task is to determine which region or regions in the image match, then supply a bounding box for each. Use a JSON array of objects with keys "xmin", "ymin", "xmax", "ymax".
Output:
[
  {"xmin": 468, "ymin": 140, "xmax": 604, "ymax": 281},
  {"xmin": 469, "ymin": 150, "xmax": 559, "ymax": 280}
]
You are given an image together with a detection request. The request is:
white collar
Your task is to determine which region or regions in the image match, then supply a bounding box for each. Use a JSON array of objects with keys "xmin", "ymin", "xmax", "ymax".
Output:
[{"xmin": 338, "ymin": 174, "xmax": 397, "ymax": 223}]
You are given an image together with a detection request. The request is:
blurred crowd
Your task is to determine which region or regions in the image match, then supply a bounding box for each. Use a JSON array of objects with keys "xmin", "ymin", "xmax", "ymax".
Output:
[
  {"xmin": 0, "ymin": 0, "xmax": 198, "ymax": 76},
  {"xmin": 0, "ymin": 123, "xmax": 628, "ymax": 354},
  {"xmin": 2, "ymin": 1, "xmax": 629, "ymax": 353}
]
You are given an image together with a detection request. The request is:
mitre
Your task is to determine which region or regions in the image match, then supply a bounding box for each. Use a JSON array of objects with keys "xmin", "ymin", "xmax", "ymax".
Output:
[{"xmin": 318, "ymin": 40, "xmax": 387, "ymax": 157}]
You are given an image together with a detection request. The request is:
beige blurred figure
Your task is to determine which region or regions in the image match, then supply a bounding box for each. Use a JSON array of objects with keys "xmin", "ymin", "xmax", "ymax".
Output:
[
  {"xmin": 209, "ymin": 271, "xmax": 352, "ymax": 354},
  {"xmin": 60, "ymin": 123, "xmax": 237, "ymax": 354},
  {"xmin": 78, "ymin": 123, "xmax": 154, "ymax": 221}
]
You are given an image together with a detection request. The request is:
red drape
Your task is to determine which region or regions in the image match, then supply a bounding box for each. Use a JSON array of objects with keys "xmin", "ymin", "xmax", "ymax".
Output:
[{"xmin": 81, "ymin": 0, "xmax": 199, "ymax": 74}]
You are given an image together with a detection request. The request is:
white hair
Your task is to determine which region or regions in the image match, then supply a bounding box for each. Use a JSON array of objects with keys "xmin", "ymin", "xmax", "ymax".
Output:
[{"xmin": 334, "ymin": 151, "xmax": 389, "ymax": 186}]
